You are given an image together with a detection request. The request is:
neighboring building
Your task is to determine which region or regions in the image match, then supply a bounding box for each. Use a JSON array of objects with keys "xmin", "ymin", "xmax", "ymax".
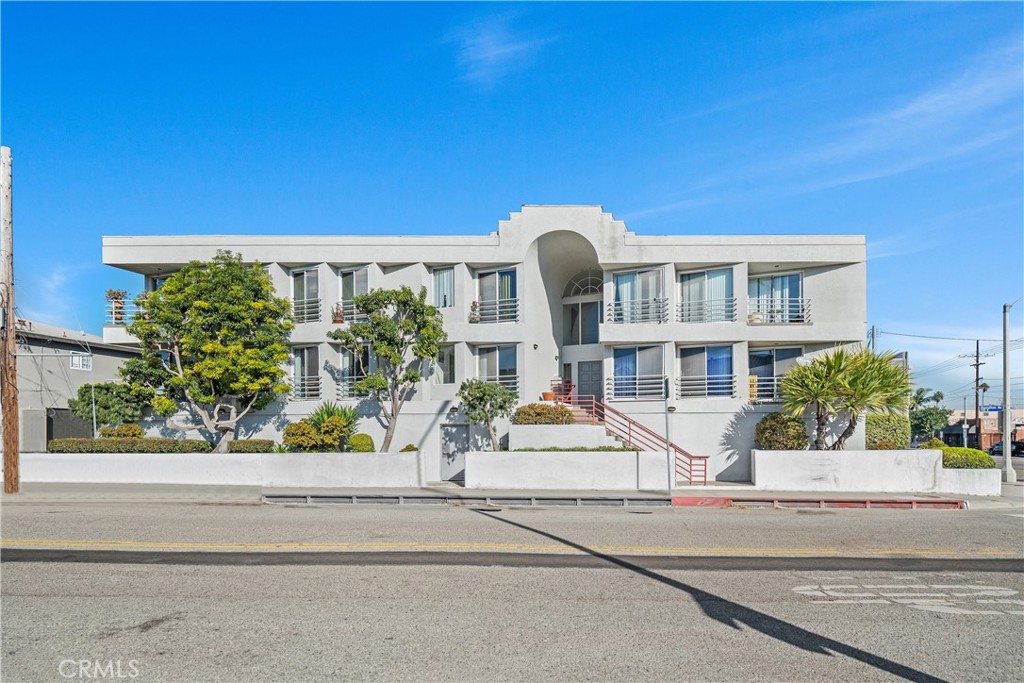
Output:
[
  {"xmin": 1, "ymin": 319, "xmax": 140, "ymax": 451},
  {"xmin": 940, "ymin": 409, "xmax": 1024, "ymax": 450},
  {"xmin": 101, "ymin": 205, "xmax": 867, "ymax": 482}
]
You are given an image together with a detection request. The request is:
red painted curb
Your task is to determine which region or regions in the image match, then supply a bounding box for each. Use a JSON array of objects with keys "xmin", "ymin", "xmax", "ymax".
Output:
[
  {"xmin": 671, "ymin": 497, "xmax": 733, "ymax": 507},
  {"xmin": 671, "ymin": 497, "xmax": 967, "ymax": 510}
]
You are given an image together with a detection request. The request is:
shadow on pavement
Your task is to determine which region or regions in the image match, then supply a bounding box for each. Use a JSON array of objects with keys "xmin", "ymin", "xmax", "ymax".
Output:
[{"xmin": 473, "ymin": 509, "xmax": 948, "ymax": 683}]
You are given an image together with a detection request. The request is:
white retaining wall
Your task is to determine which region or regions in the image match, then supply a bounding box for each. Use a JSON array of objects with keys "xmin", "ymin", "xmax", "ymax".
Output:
[
  {"xmin": 464, "ymin": 450, "xmax": 669, "ymax": 490},
  {"xmin": 262, "ymin": 453, "xmax": 419, "ymax": 488},
  {"xmin": 508, "ymin": 425, "xmax": 619, "ymax": 450},
  {"xmin": 752, "ymin": 449, "xmax": 1001, "ymax": 496}
]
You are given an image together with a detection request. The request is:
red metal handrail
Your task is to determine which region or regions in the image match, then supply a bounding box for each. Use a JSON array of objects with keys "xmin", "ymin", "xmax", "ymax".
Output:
[{"xmin": 554, "ymin": 394, "xmax": 708, "ymax": 485}]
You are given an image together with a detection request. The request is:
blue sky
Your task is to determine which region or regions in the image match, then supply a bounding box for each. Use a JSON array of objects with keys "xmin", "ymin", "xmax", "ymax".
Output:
[{"xmin": 2, "ymin": 2, "xmax": 1021, "ymax": 409}]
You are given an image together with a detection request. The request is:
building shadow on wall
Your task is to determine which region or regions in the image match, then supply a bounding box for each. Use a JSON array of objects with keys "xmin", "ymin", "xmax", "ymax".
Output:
[{"xmin": 717, "ymin": 404, "xmax": 764, "ymax": 483}]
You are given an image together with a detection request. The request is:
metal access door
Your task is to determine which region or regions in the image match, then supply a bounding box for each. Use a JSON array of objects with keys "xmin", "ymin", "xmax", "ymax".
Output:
[
  {"xmin": 577, "ymin": 361, "xmax": 603, "ymax": 400},
  {"xmin": 440, "ymin": 424, "xmax": 470, "ymax": 483}
]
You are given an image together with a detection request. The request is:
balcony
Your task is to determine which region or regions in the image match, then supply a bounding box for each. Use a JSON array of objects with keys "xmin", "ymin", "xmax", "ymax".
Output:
[
  {"xmin": 336, "ymin": 375, "xmax": 368, "ymax": 399},
  {"xmin": 606, "ymin": 297, "xmax": 668, "ymax": 324},
  {"xmin": 291, "ymin": 376, "xmax": 322, "ymax": 401},
  {"xmin": 334, "ymin": 300, "xmax": 369, "ymax": 324},
  {"xmin": 292, "ymin": 298, "xmax": 321, "ymax": 324},
  {"xmin": 676, "ymin": 374, "xmax": 736, "ymax": 398},
  {"xmin": 606, "ymin": 374, "xmax": 668, "ymax": 400},
  {"xmin": 749, "ymin": 375, "xmax": 783, "ymax": 402},
  {"xmin": 677, "ymin": 298, "xmax": 737, "ymax": 323},
  {"xmin": 481, "ymin": 374, "xmax": 519, "ymax": 395},
  {"xmin": 747, "ymin": 298, "xmax": 811, "ymax": 324},
  {"xmin": 473, "ymin": 298, "xmax": 519, "ymax": 323},
  {"xmin": 105, "ymin": 300, "xmax": 140, "ymax": 326}
]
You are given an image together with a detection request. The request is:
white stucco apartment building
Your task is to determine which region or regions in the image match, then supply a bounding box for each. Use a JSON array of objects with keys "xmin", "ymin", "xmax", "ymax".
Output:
[{"xmin": 102, "ymin": 205, "xmax": 867, "ymax": 482}]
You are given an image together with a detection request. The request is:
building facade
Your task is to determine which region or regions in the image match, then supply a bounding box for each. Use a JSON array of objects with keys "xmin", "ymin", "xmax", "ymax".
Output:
[{"xmin": 102, "ymin": 205, "xmax": 867, "ymax": 482}]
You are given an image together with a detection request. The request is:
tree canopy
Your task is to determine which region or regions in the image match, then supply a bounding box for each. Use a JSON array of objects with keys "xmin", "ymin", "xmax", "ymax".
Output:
[
  {"xmin": 458, "ymin": 379, "xmax": 518, "ymax": 451},
  {"xmin": 67, "ymin": 382, "xmax": 148, "ymax": 430},
  {"xmin": 122, "ymin": 250, "xmax": 293, "ymax": 451},
  {"xmin": 327, "ymin": 286, "xmax": 446, "ymax": 452}
]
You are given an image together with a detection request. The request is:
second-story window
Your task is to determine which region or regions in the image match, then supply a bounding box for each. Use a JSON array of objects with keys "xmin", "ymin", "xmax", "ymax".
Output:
[
  {"xmin": 433, "ymin": 267, "xmax": 455, "ymax": 309},
  {"xmin": 748, "ymin": 273, "xmax": 807, "ymax": 323},
  {"xmin": 339, "ymin": 267, "xmax": 369, "ymax": 322},
  {"xmin": 478, "ymin": 345, "xmax": 518, "ymax": 393},
  {"xmin": 678, "ymin": 268, "xmax": 735, "ymax": 323},
  {"xmin": 435, "ymin": 344, "xmax": 456, "ymax": 384},
  {"xmin": 611, "ymin": 269, "xmax": 666, "ymax": 323},
  {"xmin": 610, "ymin": 345, "xmax": 665, "ymax": 399},
  {"xmin": 748, "ymin": 347, "xmax": 802, "ymax": 401},
  {"xmin": 478, "ymin": 268, "xmax": 518, "ymax": 323},
  {"xmin": 339, "ymin": 345, "xmax": 370, "ymax": 398},
  {"xmin": 678, "ymin": 345, "xmax": 734, "ymax": 397},
  {"xmin": 291, "ymin": 268, "xmax": 320, "ymax": 323},
  {"xmin": 292, "ymin": 346, "xmax": 321, "ymax": 400},
  {"xmin": 69, "ymin": 351, "xmax": 93, "ymax": 371}
]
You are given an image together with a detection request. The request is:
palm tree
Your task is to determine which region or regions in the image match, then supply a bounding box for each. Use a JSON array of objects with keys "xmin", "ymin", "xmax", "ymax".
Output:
[
  {"xmin": 781, "ymin": 348, "xmax": 850, "ymax": 450},
  {"xmin": 911, "ymin": 387, "xmax": 944, "ymax": 410},
  {"xmin": 832, "ymin": 349, "xmax": 912, "ymax": 450},
  {"xmin": 979, "ymin": 382, "xmax": 990, "ymax": 408}
]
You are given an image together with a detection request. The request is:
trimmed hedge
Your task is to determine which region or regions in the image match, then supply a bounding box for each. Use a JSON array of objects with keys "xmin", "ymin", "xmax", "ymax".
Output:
[
  {"xmin": 48, "ymin": 438, "xmax": 212, "ymax": 453},
  {"xmin": 512, "ymin": 446, "xmax": 637, "ymax": 452},
  {"xmin": 98, "ymin": 423, "xmax": 145, "ymax": 439},
  {"xmin": 348, "ymin": 433, "xmax": 375, "ymax": 453},
  {"xmin": 228, "ymin": 439, "xmax": 276, "ymax": 453},
  {"xmin": 918, "ymin": 437, "xmax": 946, "ymax": 449},
  {"xmin": 939, "ymin": 447, "xmax": 996, "ymax": 469},
  {"xmin": 754, "ymin": 412, "xmax": 808, "ymax": 450},
  {"xmin": 399, "ymin": 444, "xmax": 418, "ymax": 452},
  {"xmin": 512, "ymin": 403, "xmax": 575, "ymax": 425},
  {"xmin": 866, "ymin": 413, "xmax": 911, "ymax": 449}
]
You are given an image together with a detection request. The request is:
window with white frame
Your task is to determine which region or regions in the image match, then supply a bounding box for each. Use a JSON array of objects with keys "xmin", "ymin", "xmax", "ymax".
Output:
[
  {"xmin": 433, "ymin": 267, "xmax": 455, "ymax": 309},
  {"xmin": 339, "ymin": 345, "xmax": 370, "ymax": 398},
  {"xmin": 292, "ymin": 346, "xmax": 321, "ymax": 400},
  {"xmin": 610, "ymin": 269, "xmax": 666, "ymax": 323},
  {"xmin": 563, "ymin": 301, "xmax": 601, "ymax": 345},
  {"xmin": 478, "ymin": 345, "xmax": 518, "ymax": 392},
  {"xmin": 291, "ymin": 267, "xmax": 320, "ymax": 323},
  {"xmin": 678, "ymin": 268, "xmax": 735, "ymax": 322},
  {"xmin": 678, "ymin": 345, "xmax": 734, "ymax": 397},
  {"xmin": 747, "ymin": 273, "xmax": 806, "ymax": 323},
  {"xmin": 435, "ymin": 344, "xmax": 456, "ymax": 384},
  {"xmin": 477, "ymin": 268, "xmax": 518, "ymax": 322},
  {"xmin": 69, "ymin": 351, "xmax": 92, "ymax": 371},
  {"xmin": 610, "ymin": 345, "xmax": 665, "ymax": 399},
  {"xmin": 339, "ymin": 267, "xmax": 369, "ymax": 321},
  {"xmin": 748, "ymin": 347, "xmax": 802, "ymax": 400}
]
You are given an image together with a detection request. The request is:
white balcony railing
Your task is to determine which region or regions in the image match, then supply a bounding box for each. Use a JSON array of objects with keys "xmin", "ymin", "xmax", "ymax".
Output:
[
  {"xmin": 105, "ymin": 300, "xmax": 140, "ymax": 326},
  {"xmin": 476, "ymin": 298, "xmax": 519, "ymax": 323},
  {"xmin": 677, "ymin": 298, "xmax": 737, "ymax": 323},
  {"xmin": 747, "ymin": 298, "xmax": 811, "ymax": 324},
  {"xmin": 292, "ymin": 298, "xmax": 321, "ymax": 324},
  {"xmin": 292, "ymin": 376, "xmax": 322, "ymax": 401},
  {"xmin": 606, "ymin": 374, "xmax": 668, "ymax": 400},
  {"xmin": 676, "ymin": 374, "xmax": 736, "ymax": 398},
  {"xmin": 606, "ymin": 297, "xmax": 668, "ymax": 324},
  {"xmin": 749, "ymin": 375, "xmax": 783, "ymax": 402},
  {"xmin": 480, "ymin": 375, "xmax": 519, "ymax": 394},
  {"xmin": 336, "ymin": 375, "xmax": 368, "ymax": 399},
  {"xmin": 335, "ymin": 300, "xmax": 369, "ymax": 324}
]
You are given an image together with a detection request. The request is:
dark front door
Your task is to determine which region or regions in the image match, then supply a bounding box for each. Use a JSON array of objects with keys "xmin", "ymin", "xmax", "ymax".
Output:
[{"xmin": 577, "ymin": 361, "xmax": 603, "ymax": 401}]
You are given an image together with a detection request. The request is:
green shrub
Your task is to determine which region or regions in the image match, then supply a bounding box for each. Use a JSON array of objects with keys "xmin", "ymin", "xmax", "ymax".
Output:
[
  {"xmin": 399, "ymin": 444, "xmax": 418, "ymax": 452},
  {"xmin": 512, "ymin": 446, "xmax": 637, "ymax": 452},
  {"xmin": 228, "ymin": 439, "xmax": 276, "ymax": 453},
  {"xmin": 940, "ymin": 447, "xmax": 996, "ymax": 469},
  {"xmin": 918, "ymin": 437, "xmax": 946, "ymax": 449},
  {"xmin": 866, "ymin": 413, "xmax": 911, "ymax": 449},
  {"xmin": 754, "ymin": 412, "xmax": 808, "ymax": 450},
  {"xmin": 348, "ymin": 433, "xmax": 375, "ymax": 453},
  {"xmin": 48, "ymin": 438, "xmax": 212, "ymax": 453},
  {"xmin": 98, "ymin": 423, "xmax": 145, "ymax": 439},
  {"xmin": 282, "ymin": 421, "xmax": 322, "ymax": 452},
  {"xmin": 282, "ymin": 415, "xmax": 352, "ymax": 452},
  {"xmin": 308, "ymin": 402, "xmax": 360, "ymax": 432},
  {"xmin": 512, "ymin": 403, "xmax": 575, "ymax": 425}
]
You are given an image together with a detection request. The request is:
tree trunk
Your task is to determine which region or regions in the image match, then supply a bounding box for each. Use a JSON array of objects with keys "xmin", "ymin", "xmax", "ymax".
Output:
[
  {"xmin": 812, "ymin": 404, "xmax": 829, "ymax": 450},
  {"xmin": 488, "ymin": 422, "xmax": 499, "ymax": 452},
  {"xmin": 381, "ymin": 418, "xmax": 397, "ymax": 453},
  {"xmin": 832, "ymin": 413, "xmax": 860, "ymax": 451},
  {"xmin": 212, "ymin": 427, "xmax": 234, "ymax": 453}
]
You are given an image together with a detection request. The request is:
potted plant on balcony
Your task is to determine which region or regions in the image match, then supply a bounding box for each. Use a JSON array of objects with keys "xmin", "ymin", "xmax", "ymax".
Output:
[
  {"xmin": 105, "ymin": 288, "xmax": 128, "ymax": 324},
  {"xmin": 468, "ymin": 301, "xmax": 481, "ymax": 324},
  {"xmin": 331, "ymin": 303, "xmax": 345, "ymax": 324}
]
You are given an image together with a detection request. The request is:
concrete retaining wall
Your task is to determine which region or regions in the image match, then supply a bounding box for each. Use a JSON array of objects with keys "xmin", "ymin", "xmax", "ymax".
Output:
[
  {"xmin": 261, "ymin": 453, "xmax": 419, "ymax": 488},
  {"xmin": 508, "ymin": 425, "xmax": 618, "ymax": 450},
  {"xmin": 752, "ymin": 449, "xmax": 1000, "ymax": 495},
  {"xmin": 464, "ymin": 450, "xmax": 668, "ymax": 490}
]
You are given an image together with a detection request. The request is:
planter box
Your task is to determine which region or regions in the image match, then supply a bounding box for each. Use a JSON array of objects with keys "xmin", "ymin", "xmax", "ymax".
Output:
[
  {"xmin": 936, "ymin": 468, "xmax": 1001, "ymax": 496},
  {"xmin": 464, "ymin": 450, "xmax": 668, "ymax": 490},
  {"xmin": 260, "ymin": 452, "xmax": 419, "ymax": 488},
  {"xmin": 508, "ymin": 424, "xmax": 618, "ymax": 450}
]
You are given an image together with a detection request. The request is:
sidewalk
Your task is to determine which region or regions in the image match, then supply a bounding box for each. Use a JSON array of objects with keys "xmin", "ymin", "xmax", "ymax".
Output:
[{"xmin": 3, "ymin": 480, "xmax": 1021, "ymax": 510}]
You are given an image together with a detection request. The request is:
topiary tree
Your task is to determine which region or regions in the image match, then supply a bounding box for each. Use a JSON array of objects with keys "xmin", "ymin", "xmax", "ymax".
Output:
[
  {"xmin": 348, "ymin": 433, "xmax": 376, "ymax": 453},
  {"xmin": 458, "ymin": 379, "xmax": 518, "ymax": 451},
  {"xmin": 68, "ymin": 382, "xmax": 148, "ymax": 431},
  {"xmin": 754, "ymin": 412, "xmax": 808, "ymax": 450},
  {"xmin": 122, "ymin": 250, "xmax": 293, "ymax": 452},
  {"xmin": 327, "ymin": 286, "xmax": 446, "ymax": 452}
]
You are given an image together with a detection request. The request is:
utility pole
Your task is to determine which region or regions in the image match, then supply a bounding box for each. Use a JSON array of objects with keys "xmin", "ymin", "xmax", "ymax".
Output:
[
  {"xmin": 1, "ymin": 146, "xmax": 18, "ymax": 494},
  {"xmin": 971, "ymin": 340, "xmax": 984, "ymax": 450},
  {"xmin": 1004, "ymin": 301, "xmax": 1018, "ymax": 483},
  {"xmin": 868, "ymin": 325, "xmax": 877, "ymax": 351},
  {"xmin": 962, "ymin": 397, "xmax": 968, "ymax": 448}
]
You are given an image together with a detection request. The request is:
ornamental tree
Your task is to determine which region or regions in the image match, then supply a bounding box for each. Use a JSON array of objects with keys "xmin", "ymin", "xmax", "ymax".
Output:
[
  {"xmin": 122, "ymin": 251, "xmax": 293, "ymax": 452},
  {"xmin": 457, "ymin": 379, "xmax": 518, "ymax": 451},
  {"xmin": 67, "ymin": 382, "xmax": 148, "ymax": 430},
  {"xmin": 327, "ymin": 286, "xmax": 446, "ymax": 452}
]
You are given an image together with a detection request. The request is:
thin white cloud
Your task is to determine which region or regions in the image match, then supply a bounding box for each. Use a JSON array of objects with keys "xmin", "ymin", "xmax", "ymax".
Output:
[
  {"xmin": 18, "ymin": 264, "xmax": 95, "ymax": 330},
  {"xmin": 450, "ymin": 16, "xmax": 554, "ymax": 89}
]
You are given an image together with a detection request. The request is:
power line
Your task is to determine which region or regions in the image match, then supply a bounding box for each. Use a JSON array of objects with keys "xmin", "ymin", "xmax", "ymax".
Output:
[{"xmin": 879, "ymin": 330, "xmax": 1015, "ymax": 343}]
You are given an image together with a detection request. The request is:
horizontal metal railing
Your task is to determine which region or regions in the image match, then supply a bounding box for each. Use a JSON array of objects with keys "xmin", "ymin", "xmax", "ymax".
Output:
[
  {"xmin": 477, "ymin": 298, "xmax": 519, "ymax": 323},
  {"xmin": 105, "ymin": 300, "xmax": 139, "ymax": 326},
  {"xmin": 336, "ymin": 375, "xmax": 368, "ymax": 399},
  {"xmin": 292, "ymin": 298, "xmax": 321, "ymax": 324},
  {"xmin": 677, "ymin": 298, "xmax": 737, "ymax": 323},
  {"xmin": 606, "ymin": 374, "xmax": 668, "ymax": 400},
  {"xmin": 480, "ymin": 375, "xmax": 519, "ymax": 394},
  {"xmin": 554, "ymin": 393, "xmax": 708, "ymax": 485},
  {"xmin": 291, "ymin": 376, "xmax": 322, "ymax": 401},
  {"xmin": 336, "ymin": 300, "xmax": 369, "ymax": 324},
  {"xmin": 749, "ymin": 375, "xmax": 783, "ymax": 402},
  {"xmin": 747, "ymin": 298, "xmax": 811, "ymax": 324},
  {"xmin": 606, "ymin": 297, "xmax": 668, "ymax": 324},
  {"xmin": 676, "ymin": 374, "xmax": 736, "ymax": 398}
]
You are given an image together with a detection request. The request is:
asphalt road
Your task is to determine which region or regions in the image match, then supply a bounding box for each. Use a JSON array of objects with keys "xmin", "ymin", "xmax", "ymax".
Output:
[{"xmin": 3, "ymin": 504, "xmax": 1023, "ymax": 682}]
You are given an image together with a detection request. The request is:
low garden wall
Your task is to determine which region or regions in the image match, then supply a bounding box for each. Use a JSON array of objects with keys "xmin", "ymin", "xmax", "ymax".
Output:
[
  {"xmin": 752, "ymin": 449, "xmax": 1001, "ymax": 496},
  {"xmin": 18, "ymin": 452, "xmax": 420, "ymax": 488},
  {"xmin": 464, "ymin": 450, "xmax": 668, "ymax": 490},
  {"xmin": 508, "ymin": 425, "xmax": 619, "ymax": 450}
]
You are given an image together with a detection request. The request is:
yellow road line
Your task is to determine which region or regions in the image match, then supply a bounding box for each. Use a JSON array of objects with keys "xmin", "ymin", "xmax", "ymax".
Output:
[{"xmin": 1, "ymin": 538, "xmax": 1020, "ymax": 558}]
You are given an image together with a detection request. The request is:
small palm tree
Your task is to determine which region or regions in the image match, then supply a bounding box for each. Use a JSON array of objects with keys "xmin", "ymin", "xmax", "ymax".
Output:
[
  {"xmin": 832, "ymin": 349, "xmax": 911, "ymax": 450},
  {"xmin": 781, "ymin": 348, "xmax": 850, "ymax": 450}
]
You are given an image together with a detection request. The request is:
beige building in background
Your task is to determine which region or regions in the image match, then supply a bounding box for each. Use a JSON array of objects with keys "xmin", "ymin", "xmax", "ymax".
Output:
[{"xmin": 101, "ymin": 205, "xmax": 867, "ymax": 482}]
